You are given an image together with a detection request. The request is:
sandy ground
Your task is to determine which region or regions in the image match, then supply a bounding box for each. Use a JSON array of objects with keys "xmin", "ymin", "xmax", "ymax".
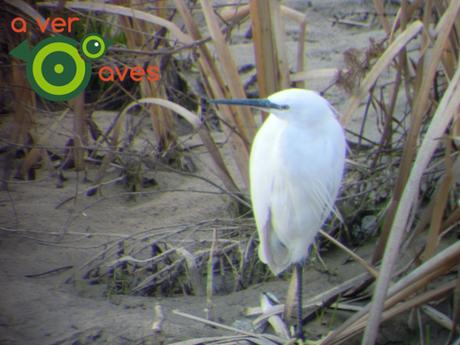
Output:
[{"xmin": 0, "ymin": 1, "xmax": 419, "ymax": 344}]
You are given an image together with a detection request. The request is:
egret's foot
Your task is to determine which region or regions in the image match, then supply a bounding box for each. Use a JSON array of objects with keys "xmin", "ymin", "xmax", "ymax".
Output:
[{"xmin": 296, "ymin": 330, "xmax": 304, "ymax": 343}]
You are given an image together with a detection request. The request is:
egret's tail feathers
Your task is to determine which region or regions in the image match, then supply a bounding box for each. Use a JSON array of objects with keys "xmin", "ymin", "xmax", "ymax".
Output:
[{"xmin": 258, "ymin": 231, "xmax": 291, "ymax": 276}]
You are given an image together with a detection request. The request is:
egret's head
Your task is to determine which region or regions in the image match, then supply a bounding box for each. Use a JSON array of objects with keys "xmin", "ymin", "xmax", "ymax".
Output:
[
  {"xmin": 267, "ymin": 89, "xmax": 333, "ymax": 125},
  {"xmin": 209, "ymin": 88, "xmax": 334, "ymax": 126}
]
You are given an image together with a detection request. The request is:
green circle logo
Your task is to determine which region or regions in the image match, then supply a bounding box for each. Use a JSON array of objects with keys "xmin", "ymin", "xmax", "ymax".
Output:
[
  {"xmin": 31, "ymin": 40, "xmax": 87, "ymax": 100},
  {"xmin": 54, "ymin": 64, "xmax": 64, "ymax": 74},
  {"xmin": 81, "ymin": 34, "xmax": 107, "ymax": 60},
  {"xmin": 9, "ymin": 34, "xmax": 108, "ymax": 102}
]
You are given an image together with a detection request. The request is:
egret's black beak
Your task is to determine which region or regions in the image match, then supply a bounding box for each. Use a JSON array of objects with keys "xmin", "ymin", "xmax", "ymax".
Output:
[{"xmin": 208, "ymin": 98, "xmax": 289, "ymax": 110}]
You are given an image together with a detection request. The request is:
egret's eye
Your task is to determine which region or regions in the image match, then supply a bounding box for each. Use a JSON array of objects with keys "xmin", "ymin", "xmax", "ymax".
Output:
[{"xmin": 259, "ymin": 99, "xmax": 289, "ymax": 110}]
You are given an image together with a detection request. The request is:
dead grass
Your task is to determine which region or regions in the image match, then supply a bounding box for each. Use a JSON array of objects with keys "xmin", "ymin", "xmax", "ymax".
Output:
[{"xmin": 2, "ymin": 0, "xmax": 460, "ymax": 344}]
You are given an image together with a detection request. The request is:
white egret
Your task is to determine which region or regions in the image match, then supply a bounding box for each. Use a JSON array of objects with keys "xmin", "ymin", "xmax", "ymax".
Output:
[{"xmin": 211, "ymin": 88, "xmax": 346, "ymax": 339}]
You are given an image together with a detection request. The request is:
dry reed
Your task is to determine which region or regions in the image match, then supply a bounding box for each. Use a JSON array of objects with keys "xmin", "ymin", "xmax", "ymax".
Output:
[{"xmin": 3, "ymin": 1, "xmax": 460, "ymax": 344}]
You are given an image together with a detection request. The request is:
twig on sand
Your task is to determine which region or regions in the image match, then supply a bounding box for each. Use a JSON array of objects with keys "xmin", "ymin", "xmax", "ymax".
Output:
[{"xmin": 172, "ymin": 309, "xmax": 289, "ymax": 344}]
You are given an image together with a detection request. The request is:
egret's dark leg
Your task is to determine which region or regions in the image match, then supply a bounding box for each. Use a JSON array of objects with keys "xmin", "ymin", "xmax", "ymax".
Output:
[{"xmin": 296, "ymin": 262, "xmax": 304, "ymax": 340}]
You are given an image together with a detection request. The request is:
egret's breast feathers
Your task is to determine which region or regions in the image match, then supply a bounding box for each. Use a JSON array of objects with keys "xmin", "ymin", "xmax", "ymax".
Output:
[{"xmin": 250, "ymin": 116, "xmax": 345, "ymax": 275}]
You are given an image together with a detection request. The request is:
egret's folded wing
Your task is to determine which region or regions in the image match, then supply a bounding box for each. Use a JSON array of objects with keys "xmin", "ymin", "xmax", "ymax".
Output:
[{"xmin": 250, "ymin": 116, "xmax": 290, "ymax": 275}]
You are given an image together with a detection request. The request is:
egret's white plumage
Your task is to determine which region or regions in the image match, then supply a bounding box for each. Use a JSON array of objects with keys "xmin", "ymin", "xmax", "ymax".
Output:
[
  {"xmin": 249, "ymin": 89, "xmax": 346, "ymax": 275},
  {"xmin": 210, "ymin": 88, "xmax": 346, "ymax": 339}
]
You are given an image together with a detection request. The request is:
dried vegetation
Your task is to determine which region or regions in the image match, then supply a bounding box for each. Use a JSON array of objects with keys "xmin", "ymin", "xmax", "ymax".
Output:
[{"xmin": 2, "ymin": 0, "xmax": 460, "ymax": 344}]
